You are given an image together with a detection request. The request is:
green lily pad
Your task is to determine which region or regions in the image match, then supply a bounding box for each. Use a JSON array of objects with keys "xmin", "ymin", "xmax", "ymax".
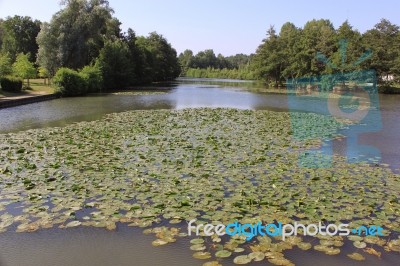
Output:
[
  {"xmin": 347, "ymin": 252, "xmax": 365, "ymax": 261},
  {"xmin": 233, "ymin": 255, "xmax": 252, "ymax": 264},
  {"xmin": 215, "ymin": 250, "xmax": 232, "ymax": 258},
  {"xmin": 193, "ymin": 252, "xmax": 211, "ymax": 259}
]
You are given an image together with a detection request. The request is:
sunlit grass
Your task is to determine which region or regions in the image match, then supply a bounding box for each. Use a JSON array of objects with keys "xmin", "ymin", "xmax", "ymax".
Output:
[{"xmin": 0, "ymin": 78, "xmax": 54, "ymax": 98}]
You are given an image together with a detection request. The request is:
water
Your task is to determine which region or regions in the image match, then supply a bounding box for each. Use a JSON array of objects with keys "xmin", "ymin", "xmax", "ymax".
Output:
[{"xmin": 0, "ymin": 78, "xmax": 399, "ymax": 266}]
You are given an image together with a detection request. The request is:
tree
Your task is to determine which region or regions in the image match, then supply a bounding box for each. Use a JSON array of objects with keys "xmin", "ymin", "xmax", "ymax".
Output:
[
  {"xmin": 136, "ymin": 32, "xmax": 180, "ymax": 82},
  {"xmin": 362, "ymin": 19, "xmax": 399, "ymax": 81},
  {"xmin": 253, "ymin": 26, "xmax": 284, "ymax": 86},
  {"xmin": 332, "ymin": 20, "xmax": 363, "ymax": 73},
  {"xmin": 0, "ymin": 16, "xmax": 41, "ymax": 62},
  {"xmin": 178, "ymin": 49, "xmax": 194, "ymax": 75},
  {"xmin": 37, "ymin": 0, "xmax": 121, "ymax": 72},
  {"xmin": 299, "ymin": 19, "xmax": 336, "ymax": 77},
  {"xmin": 0, "ymin": 53, "xmax": 12, "ymax": 77},
  {"xmin": 38, "ymin": 67, "xmax": 50, "ymax": 85},
  {"xmin": 12, "ymin": 53, "xmax": 36, "ymax": 87},
  {"xmin": 95, "ymin": 39, "xmax": 133, "ymax": 89},
  {"xmin": 0, "ymin": 19, "xmax": 4, "ymax": 50},
  {"xmin": 36, "ymin": 22, "xmax": 59, "ymax": 77},
  {"xmin": 279, "ymin": 22, "xmax": 302, "ymax": 80}
]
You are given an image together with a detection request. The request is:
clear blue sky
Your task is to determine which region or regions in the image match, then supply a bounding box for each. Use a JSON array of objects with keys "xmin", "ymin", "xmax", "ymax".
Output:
[{"xmin": 0, "ymin": 0, "xmax": 399, "ymax": 56}]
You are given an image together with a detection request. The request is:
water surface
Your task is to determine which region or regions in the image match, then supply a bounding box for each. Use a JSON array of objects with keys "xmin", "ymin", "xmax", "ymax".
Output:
[{"xmin": 0, "ymin": 78, "xmax": 399, "ymax": 266}]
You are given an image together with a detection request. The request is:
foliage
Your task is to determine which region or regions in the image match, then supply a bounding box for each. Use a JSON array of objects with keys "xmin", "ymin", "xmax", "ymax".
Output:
[
  {"xmin": 186, "ymin": 67, "xmax": 255, "ymax": 80},
  {"xmin": 178, "ymin": 49, "xmax": 253, "ymax": 77},
  {"xmin": 12, "ymin": 53, "xmax": 36, "ymax": 87},
  {"xmin": 0, "ymin": 15, "xmax": 41, "ymax": 62},
  {"xmin": 36, "ymin": 0, "xmax": 120, "ymax": 71},
  {"xmin": 252, "ymin": 18, "xmax": 400, "ymax": 87},
  {"xmin": 80, "ymin": 65, "xmax": 104, "ymax": 92},
  {"xmin": 95, "ymin": 39, "xmax": 133, "ymax": 89},
  {"xmin": 53, "ymin": 67, "xmax": 87, "ymax": 96},
  {"xmin": 0, "ymin": 75, "xmax": 23, "ymax": 92},
  {"xmin": 0, "ymin": 52, "xmax": 12, "ymax": 77},
  {"xmin": 136, "ymin": 32, "xmax": 180, "ymax": 82}
]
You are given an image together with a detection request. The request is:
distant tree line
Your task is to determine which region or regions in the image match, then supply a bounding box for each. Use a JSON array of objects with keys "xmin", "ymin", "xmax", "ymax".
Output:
[
  {"xmin": 0, "ymin": 0, "xmax": 180, "ymax": 95},
  {"xmin": 180, "ymin": 19, "xmax": 400, "ymax": 91},
  {"xmin": 252, "ymin": 19, "xmax": 400, "ymax": 89},
  {"xmin": 179, "ymin": 49, "xmax": 256, "ymax": 80}
]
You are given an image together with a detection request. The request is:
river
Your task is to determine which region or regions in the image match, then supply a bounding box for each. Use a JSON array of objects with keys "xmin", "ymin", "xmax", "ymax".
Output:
[{"xmin": 0, "ymin": 78, "xmax": 399, "ymax": 266}]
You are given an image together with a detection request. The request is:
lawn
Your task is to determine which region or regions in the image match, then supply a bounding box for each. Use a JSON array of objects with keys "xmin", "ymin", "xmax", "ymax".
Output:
[{"xmin": 0, "ymin": 78, "xmax": 54, "ymax": 98}]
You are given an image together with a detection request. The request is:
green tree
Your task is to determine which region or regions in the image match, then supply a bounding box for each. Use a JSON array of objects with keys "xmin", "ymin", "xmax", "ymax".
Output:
[
  {"xmin": 95, "ymin": 39, "xmax": 133, "ymax": 89},
  {"xmin": 0, "ymin": 16, "xmax": 41, "ymax": 62},
  {"xmin": 0, "ymin": 52, "xmax": 12, "ymax": 77},
  {"xmin": 253, "ymin": 26, "xmax": 284, "ymax": 86},
  {"xmin": 136, "ymin": 32, "xmax": 180, "ymax": 82},
  {"xmin": 279, "ymin": 22, "xmax": 302, "ymax": 80},
  {"xmin": 0, "ymin": 19, "xmax": 4, "ymax": 50},
  {"xmin": 362, "ymin": 19, "xmax": 399, "ymax": 81},
  {"xmin": 299, "ymin": 19, "xmax": 336, "ymax": 78},
  {"xmin": 36, "ymin": 22, "xmax": 59, "ymax": 77},
  {"xmin": 37, "ymin": 0, "xmax": 121, "ymax": 72},
  {"xmin": 12, "ymin": 53, "xmax": 36, "ymax": 87},
  {"xmin": 38, "ymin": 67, "xmax": 50, "ymax": 85},
  {"xmin": 178, "ymin": 49, "xmax": 194, "ymax": 75}
]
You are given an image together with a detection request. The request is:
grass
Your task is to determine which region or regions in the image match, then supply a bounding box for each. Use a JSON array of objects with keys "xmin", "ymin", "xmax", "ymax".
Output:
[{"xmin": 0, "ymin": 78, "xmax": 54, "ymax": 98}]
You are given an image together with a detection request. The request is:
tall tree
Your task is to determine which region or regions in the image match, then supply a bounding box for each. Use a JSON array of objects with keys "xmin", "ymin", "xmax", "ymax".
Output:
[
  {"xmin": 300, "ymin": 19, "xmax": 336, "ymax": 77},
  {"xmin": 0, "ymin": 52, "xmax": 12, "ymax": 77},
  {"xmin": 279, "ymin": 22, "xmax": 302, "ymax": 80},
  {"xmin": 178, "ymin": 49, "xmax": 194, "ymax": 75},
  {"xmin": 0, "ymin": 16, "xmax": 41, "ymax": 62},
  {"xmin": 37, "ymin": 0, "xmax": 121, "ymax": 72},
  {"xmin": 136, "ymin": 32, "xmax": 180, "ymax": 82},
  {"xmin": 253, "ymin": 26, "xmax": 284, "ymax": 85},
  {"xmin": 95, "ymin": 39, "xmax": 133, "ymax": 89},
  {"xmin": 362, "ymin": 19, "xmax": 399, "ymax": 81}
]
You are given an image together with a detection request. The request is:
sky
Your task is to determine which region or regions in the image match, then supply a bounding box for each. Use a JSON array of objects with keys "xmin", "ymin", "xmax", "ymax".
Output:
[{"xmin": 0, "ymin": 0, "xmax": 400, "ymax": 56}]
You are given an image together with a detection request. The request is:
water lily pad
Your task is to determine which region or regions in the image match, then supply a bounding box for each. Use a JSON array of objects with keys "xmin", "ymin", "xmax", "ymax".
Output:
[
  {"xmin": 215, "ymin": 250, "xmax": 232, "ymax": 258},
  {"xmin": 190, "ymin": 238, "xmax": 205, "ymax": 244},
  {"xmin": 248, "ymin": 251, "xmax": 265, "ymax": 261},
  {"xmin": 202, "ymin": 261, "xmax": 222, "ymax": 266},
  {"xmin": 297, "ymin": 242, "xmax": 312, "ymax": 250},
  {"xmin": 152, "ymin": 239, "xmax": 168, "ymax": 246},
  {"xmin": 353, "ymin": 241, "xmax": 367, "ymax": 249},
  {"xmin": 233, "ymin": 255, "xmax": 252, "ymax": 264},
  {"xmin": 193, "ymin": 251, "xmax": 211, "ymax": 259},
  {"xmin": 65, "ymin": 221, "xmax": 81, "ymax": 228},
  {"xmin": 347, "ymin": 252, "xmax": 365, "ymax": 261},
  {"xmin": 190, "ymin": 244, "xmax": 206, "ymax": 251}
]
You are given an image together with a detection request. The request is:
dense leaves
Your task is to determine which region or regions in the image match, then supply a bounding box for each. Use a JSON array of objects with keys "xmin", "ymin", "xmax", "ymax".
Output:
[
  {"xmin": 0, "ymin": 15, "xmax": 41, "ymax": 62},
  {"xmin": 0, "ymin": 75, "xmax": 23, "ymax": 92},
  {"xmin": 53, "ymin": 67, "xmax": 87, "ymax": 96},
  {"xmin": 252, "ymin": 19, "xmax": 400, "ymax": 86}
]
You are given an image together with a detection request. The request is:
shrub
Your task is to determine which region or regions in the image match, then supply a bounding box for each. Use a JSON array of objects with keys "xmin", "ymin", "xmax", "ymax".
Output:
[
  {"xmin": 53, "ymin": 68, "xmax": 87, "ymax": 96},
  {"xmin": 0, "ymin": 76, "xmax": 23, "ymax": 92},
  {"xmin": 80, "ymin": 65, "xmax": 104, "ymax": 92}
]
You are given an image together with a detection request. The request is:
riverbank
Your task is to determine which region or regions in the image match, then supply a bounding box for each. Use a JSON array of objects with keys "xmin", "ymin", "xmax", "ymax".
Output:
[{"xmin": 0, "ymin": 78, "xmax": 58, "ymax": 109}]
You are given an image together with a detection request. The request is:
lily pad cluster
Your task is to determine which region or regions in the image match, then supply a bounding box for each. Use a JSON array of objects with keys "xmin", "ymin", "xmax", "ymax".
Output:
[{"xmin": 0, "ymin": 108, "xmax": 399, "ymax": 265}]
